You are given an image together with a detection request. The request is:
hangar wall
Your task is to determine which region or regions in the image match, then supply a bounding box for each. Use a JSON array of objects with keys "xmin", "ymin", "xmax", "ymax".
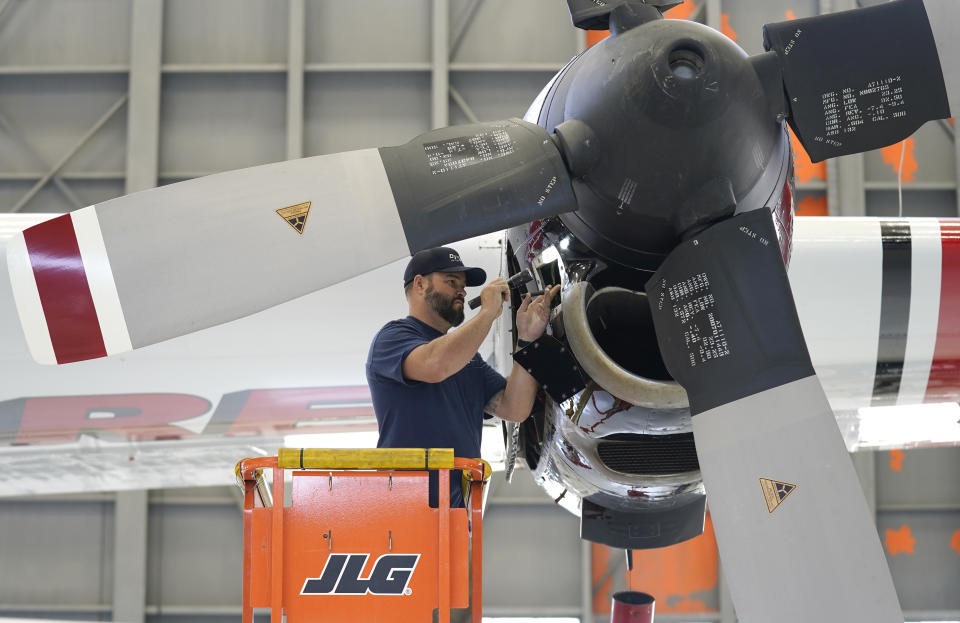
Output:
[{"xmin": 0, "ymin": 1, "xmax": 958, "ymax": 622}]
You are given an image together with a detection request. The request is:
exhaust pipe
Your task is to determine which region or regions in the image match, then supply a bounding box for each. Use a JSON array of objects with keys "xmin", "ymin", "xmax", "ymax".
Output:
[{"xmin": 610, "ymin": 591, "xmax": 655, "ymax": 623}]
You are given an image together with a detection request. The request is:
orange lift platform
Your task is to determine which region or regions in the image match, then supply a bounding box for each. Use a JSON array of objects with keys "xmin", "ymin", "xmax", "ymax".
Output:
[{"xmin": 236, "ymin": 448, "xmax": 489, "ymax": 623}]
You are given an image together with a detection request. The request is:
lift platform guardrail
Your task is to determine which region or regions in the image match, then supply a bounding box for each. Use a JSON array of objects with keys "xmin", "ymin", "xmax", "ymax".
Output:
[{"xmin": 236, "ymin": 448, "xmax": 489, "ymax": 623}]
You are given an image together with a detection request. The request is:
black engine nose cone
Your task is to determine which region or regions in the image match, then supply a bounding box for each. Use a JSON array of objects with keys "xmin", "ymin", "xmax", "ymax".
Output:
[{"xmin": 538, "ymin": 19, "xmax": 786, "ymax": 272}]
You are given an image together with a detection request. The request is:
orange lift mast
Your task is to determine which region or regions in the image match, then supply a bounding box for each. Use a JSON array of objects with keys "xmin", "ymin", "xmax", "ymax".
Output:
[{"xmin": 236, "ymin": 448, "xmax": 488, "ymax": 623}]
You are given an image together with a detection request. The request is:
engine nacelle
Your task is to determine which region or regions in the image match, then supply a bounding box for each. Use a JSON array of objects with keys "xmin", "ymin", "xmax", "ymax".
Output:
[
  {"xmin": 505, "ymin": 224, "xmax": 709, "ymax": 549},
  {"xmin": 509, "ymin": 6, "xmax": 798, "ymax": 549}
]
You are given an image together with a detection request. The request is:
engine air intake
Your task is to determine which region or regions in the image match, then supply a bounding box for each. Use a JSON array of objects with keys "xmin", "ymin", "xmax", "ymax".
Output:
[{"xmin": 596, "ymin": 433, "xmax": 699, "ymax": 475}]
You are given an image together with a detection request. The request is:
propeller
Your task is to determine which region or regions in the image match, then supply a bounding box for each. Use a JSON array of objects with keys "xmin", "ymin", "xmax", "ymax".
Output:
[
  {"xmin": 645, "ymin": 209, "xmax": 901, "ymax": 622},
  {"xmin": 7, "ymin": 0, "xmax": 960, "ymax": 620},
  {"xmin": 763, "ymin": 0, "xmax": 957, "ymax": 162},
  {"xmin": 7, "ymin": 120, "xmax": 575, "ymax": 364}
]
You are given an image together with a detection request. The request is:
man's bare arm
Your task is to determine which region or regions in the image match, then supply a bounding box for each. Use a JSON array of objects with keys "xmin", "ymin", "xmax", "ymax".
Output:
[
  {"xmin": 483, "ymin": 390, "xmax": 503, "ymax": 418},
  {"xmin": 403, "ymin": 279, "xmax": 509, "ymax": 383},
  {"xmin": 492, "ymin": 363, "xmax": 539, "ymax": 423},
  {"xmin": 403, "ymin": 309, "xmax": 497, "ymax": 383}
]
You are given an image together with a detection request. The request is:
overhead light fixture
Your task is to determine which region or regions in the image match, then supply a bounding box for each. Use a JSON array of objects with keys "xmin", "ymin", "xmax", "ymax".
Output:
[
  {"xmin": 856, "ymin": 402, "xmax": 960, "ymax": 448},
  {"xmin": 283, "ymin": 430, "xmax": 379, "ymax": 449},
  {"xmin": 480, "ymin": 424, "xmax": 507, "ymax": 471},
  {"xmin": 539, "ymin": 244, "xmax": 561, "ymax": 266},
  {"xmin": 293, "ymin": 417, "xmax": 377, "ymax": 428}
]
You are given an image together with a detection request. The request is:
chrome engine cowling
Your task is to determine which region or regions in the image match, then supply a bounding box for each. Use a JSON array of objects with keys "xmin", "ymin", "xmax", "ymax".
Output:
[{"xmin": 506, "ymin": 224, "xmax": 708, "ymax": 549}]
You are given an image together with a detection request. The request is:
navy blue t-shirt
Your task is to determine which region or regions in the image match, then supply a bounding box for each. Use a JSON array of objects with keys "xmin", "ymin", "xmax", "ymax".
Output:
[{"xmin": 365, "ymin": 316, "xmax": 506, "ymax": 507}]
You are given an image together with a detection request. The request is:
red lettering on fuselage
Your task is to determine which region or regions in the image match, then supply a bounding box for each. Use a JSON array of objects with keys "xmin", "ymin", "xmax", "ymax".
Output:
[
  {"xmin": 12, "ymin": 394, "xmax": 211, "ymax": 444},
  {"xmin": 208, "ymin": 386, "xmax": 374, "ymax": 437},
  {"xmin": 0, "ymin": 387, "xmax": 375, "ymax": 446}
]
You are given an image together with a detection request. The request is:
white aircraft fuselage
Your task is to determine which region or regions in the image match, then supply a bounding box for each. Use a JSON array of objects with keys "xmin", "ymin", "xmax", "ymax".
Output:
[{"xmin": 1, "ymin": 214, "xmax": 958, "ymax": 504}]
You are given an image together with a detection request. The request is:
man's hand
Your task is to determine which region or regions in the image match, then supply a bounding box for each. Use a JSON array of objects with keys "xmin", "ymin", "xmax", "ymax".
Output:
[
  {"xmin": 478, "ymin": 278, "xmax": 510, "ymax": 319},
  {"xmin": 515, "ymin": 284, "xmax": 560, "ymax": 342},
  {"xmin": 496, "ymin": 283, "xmax": 561, "ymax": 422}
]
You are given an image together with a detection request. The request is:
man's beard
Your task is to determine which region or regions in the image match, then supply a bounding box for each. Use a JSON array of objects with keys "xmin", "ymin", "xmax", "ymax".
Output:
[{"xmin": 425, "ymin": 283, "xmax": 465, "ymax": 327}]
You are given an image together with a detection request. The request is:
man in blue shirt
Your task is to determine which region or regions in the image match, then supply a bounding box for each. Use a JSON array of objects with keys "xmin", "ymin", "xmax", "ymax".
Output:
[{"xmin": 366, "ymin": 246, "xmax": 558, "ymax": 508}]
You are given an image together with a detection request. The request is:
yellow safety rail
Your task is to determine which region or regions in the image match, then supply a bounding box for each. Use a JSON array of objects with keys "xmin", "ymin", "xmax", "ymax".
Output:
[{"xmin": 276, "ymin": 447, "xmax": 455, "ymax": 470}]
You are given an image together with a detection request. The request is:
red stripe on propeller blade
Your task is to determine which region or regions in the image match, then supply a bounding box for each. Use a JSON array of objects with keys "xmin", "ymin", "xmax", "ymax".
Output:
[{"xmin": 22, "ymin": 214, "xmax": 107, "ymax": 364}]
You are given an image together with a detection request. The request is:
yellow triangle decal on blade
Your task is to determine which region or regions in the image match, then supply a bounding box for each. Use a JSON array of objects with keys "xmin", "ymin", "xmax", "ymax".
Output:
[
  {"xmin": 276, "ymin": 201, "xmax": 312, "ymax": 235},
  {"xmin": 760, "ymin": 478, "xmax": 797, "ymax": 513}
]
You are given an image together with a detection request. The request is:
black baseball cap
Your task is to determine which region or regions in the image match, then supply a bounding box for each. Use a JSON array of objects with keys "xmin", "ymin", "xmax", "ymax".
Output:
[{"xmin": 403, "ymin": 247, "xmax": 486, "ymax": 287}]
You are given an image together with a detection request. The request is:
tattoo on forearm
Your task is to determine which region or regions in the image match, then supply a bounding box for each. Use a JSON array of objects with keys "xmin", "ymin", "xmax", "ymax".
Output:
[{"xmin": 484, "ymin": 391, "xmax": 503, "ymax": 417}]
